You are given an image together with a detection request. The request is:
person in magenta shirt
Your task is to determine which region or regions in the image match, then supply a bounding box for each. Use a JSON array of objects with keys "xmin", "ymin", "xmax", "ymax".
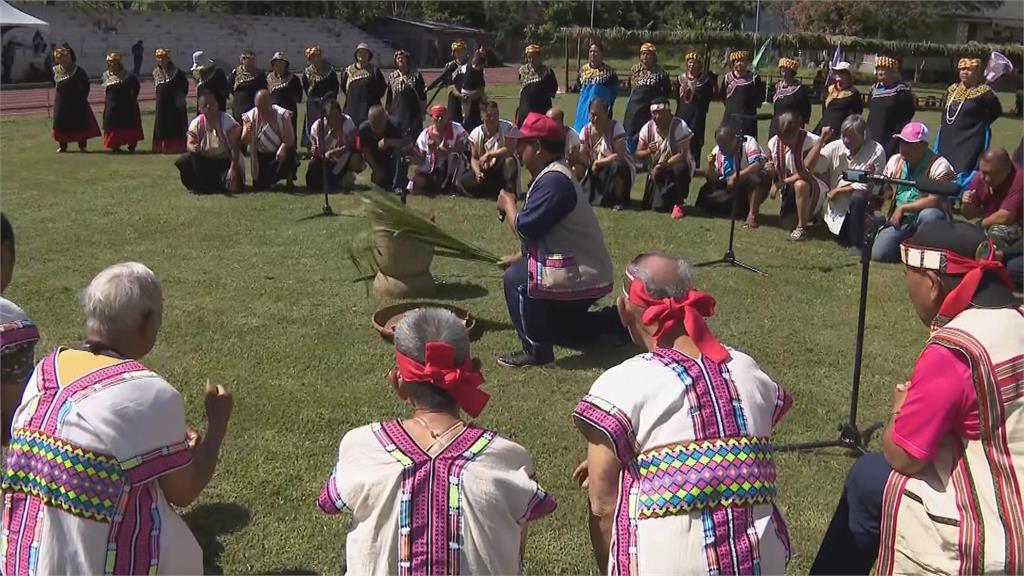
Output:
[
  {"xmin": 810, "ymin": 220, "xmax": 1020, "ymax": 575},
  {"xmin": 960, "ymin": 148, "xmax": 1023, "ymax": 289}
]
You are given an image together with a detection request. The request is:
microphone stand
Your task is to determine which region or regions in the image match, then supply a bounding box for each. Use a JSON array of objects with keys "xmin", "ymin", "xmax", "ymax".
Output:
[
  {"xmin": 301, "ymin": 95, "xmax": 337, "ymax": 220},
  {"xmin": 696, "ymin": 114, "xmax": 767, "ymax": 275}
]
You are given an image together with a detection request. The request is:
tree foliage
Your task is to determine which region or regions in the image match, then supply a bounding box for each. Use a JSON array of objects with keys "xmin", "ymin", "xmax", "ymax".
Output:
[{"xmin": 779, "ymin": 0, "xmax": 1005, "ymax": 41}]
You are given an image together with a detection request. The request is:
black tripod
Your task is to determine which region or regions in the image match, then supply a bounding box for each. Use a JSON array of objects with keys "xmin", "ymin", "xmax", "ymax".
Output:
[
  {"xmin": 779, "ymin": 216, "xmax": 884, "ymax": 454},
  {"xmin": 302, "ymin": 95, "xmax": 337, "ymax": 219},
  {"xmin": 696, "ymin": 114, "xmax": 767, "ymax": 275}
]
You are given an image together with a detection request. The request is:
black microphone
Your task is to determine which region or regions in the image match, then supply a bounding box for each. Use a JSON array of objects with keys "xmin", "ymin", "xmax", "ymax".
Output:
[{"xmin": 841, "ymin": 170, "xmax": 962, "ymax": 196}]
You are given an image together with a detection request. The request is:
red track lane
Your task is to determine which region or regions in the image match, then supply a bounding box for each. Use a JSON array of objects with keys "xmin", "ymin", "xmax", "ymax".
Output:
[{"xmin": 0, "ymin": 66, "xmax": 538, "ymax": 117}]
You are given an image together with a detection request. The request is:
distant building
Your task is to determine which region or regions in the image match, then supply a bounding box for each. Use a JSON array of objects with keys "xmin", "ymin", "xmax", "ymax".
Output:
[{"xmin": 363, "ymin": 17, "xmax": 495, "ymax": 68}]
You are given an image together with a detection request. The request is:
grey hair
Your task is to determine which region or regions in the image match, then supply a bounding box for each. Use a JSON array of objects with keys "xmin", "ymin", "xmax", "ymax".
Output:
[
  {"xmin": 626, "ymin": 253, "xmax": 693, "ymax": 299},
  {"xmin": 393, "ymin": 308, "xmax": 470, "ymax": 411},
  {"xmin": 841, "ymin": 114, "xmax": 867, "ymax": 139},
  {"xmin": 80, "ymin": 262, "xmax": 163, "ymax": 340}
]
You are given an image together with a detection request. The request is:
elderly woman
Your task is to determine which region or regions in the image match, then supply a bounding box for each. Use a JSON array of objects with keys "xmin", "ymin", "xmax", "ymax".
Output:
[
  {"xmin": 101, "ymin": 51, "xmax": 144, "ymax": 153},
  {"xmin": 721, "ymin": 49, "xmax": 765, "ymax": 140},
  {"xmin": 2, "ymin": 262, "xmax": 232, "ymax": 575},
  {"xmin": 175, "ymin": 90, "xmax": 243, "ymax": 194},
  {"xmin": 866, "ymin": 56, "xmax": 915, "ymax": 156},
  {"xmin": 340, "ymin": 42, "xmax": 387, "ymax": 127},
  {"xmin": 572, "ymin": 42, "xmax": 618, "ymax": 134},
  {"xmin": 805, "ymin": 115, "xmax": 887, "ymax": 253},
  {"xmin": 769, "ymin": 57, "xmax": 812, "ymax": 139},
  {"xmin": 622, "ymin": 42, "xmax": 671, "ymax": 154},
  {"xmin": 936, "ymin": 56, "xmax": 1002, "ymax": 186},
  {"xmin": 581, "ymin": 97, "xmax": 635, "ymax": 210},
  {"xmin": 385, "ymin": 49, "xmax": 427, "ymax": 138},
  {"xmin": 301, "ymin": 46, "xmax": 339, "ymax": 149},
  {"xmin": 191, "ymin": 50, "xmax": 230, "ymax": 115},
  {"xmin": 675, "ymin": 51, "xmax": 716, "ymax": 169},
  {"xmin": 228, "ymin": 49, "xmax": 267, "ymax": 124},
  {"xmin": 152, "ymin": 48, "xmax": 190, "ymax": 153},
  {"xmin": 50, "ymin": 45, "xmax": 100, "ymax": 153},
  {"xmin": 317, "ymin": 307, "xmax": 556, "ymax": 574},
  {"xmin": 815, "ymin": 61, "xmax": 863, "ymax": 139},
  {"xmin": 516, "ymin": 44, "xmax": 558, "ymax": 126}
]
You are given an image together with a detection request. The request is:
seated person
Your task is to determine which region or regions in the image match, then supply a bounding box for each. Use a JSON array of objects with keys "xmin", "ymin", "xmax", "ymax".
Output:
[
  {"xmin": 410, "ymin": 105, "xmax": 468, "ymax": 196},
  {"xmin": 306, "ymin": 99, "xmax": 362, "ymax": 192},
  {"xmin": 573, "ymin": 252, "xmax": 791, "ymax": 575},
  {"xmin": 635, "ymin": 96, "xmax": 693, "ymax": 219},
  {"xmin": 580, "ymin": 97, "xmax": 635, "ymax": 210},
  {"xmin": 461, "ymin": 100, "xmax": 518, "ymax": 198},
  {"xmin": 241, "ymin": 89, "xmax": 298, "ymax": 190},
  {"xmin": 871, "ymin": 122, "xmax": 954, "ymax": 262},
  {"xmin": 175, "ymin": 90, "xmax": 243, "ymax": 194},
  {"xmin": 804, "ymin": 114, "xmax": 887, "ymax": 254},
  {"xmin": 811, "ymin": 220, "xmax": 1020, "ymax": 575},
  {"xmin": 1, "ymin": 213, "xmax": 39, "ymax": 446},
  {"xmin": 494, "ymin": 112, "xmax": 624, "ymax": 368},
  {"xmin": 695, "ymin": 125, "xmax": 769, "ymax": 224},
  {"xmin": 317, "ymin": 307, "xmax": 556, "ymax": 573},
  {"xmin": 765, "ymin": 111, "xmax": 830, "ymax": 241},
  {"xmin": 546, "ymin": 107, "xmax": 588, "ymax": 182},
  {"xmin": 358, "ymin": 104, "xmax": 409, "ymax": 193},
  {"xmin": 960, "ymin": 148, "xmax": 1023, "ymax": 288},
  {"xmin": 1, "ymin": 262, "xmax": 233, "ymax": 574}
]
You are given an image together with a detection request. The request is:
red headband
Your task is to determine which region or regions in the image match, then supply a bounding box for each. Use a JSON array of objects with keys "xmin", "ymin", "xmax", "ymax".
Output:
[
  {"xmin": 626, "ymin": 279, "xmax": 729, "ymax": 363},
  {"xmin": 394, "ymin": 342, "xmax": 489, "ymax": 417},
  {"xmin": 903, "ymin": 240, "xmax": 1015, "ymax": 320}
]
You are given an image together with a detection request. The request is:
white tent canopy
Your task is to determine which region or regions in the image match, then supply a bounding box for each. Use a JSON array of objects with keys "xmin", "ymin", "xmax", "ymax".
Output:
[{"xmin": 0, "ymin": 0, "xmax": 48, "ymax": 28}]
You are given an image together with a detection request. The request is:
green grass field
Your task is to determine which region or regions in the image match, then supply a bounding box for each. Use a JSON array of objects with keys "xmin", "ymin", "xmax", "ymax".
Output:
[{"xmin": 0, "ymin": 85, "xmax": 1019, "ymax": 574}]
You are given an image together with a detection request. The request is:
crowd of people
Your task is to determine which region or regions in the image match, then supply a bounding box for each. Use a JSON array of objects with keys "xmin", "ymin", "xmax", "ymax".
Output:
[{"xmin": 7, "ymin": 38, "xmax": 1021, "ymax": 575}]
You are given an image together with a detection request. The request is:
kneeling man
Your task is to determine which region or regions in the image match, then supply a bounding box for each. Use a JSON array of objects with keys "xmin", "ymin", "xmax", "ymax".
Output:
[
  {"xmin": 242, "ymin": 89, "xmax": 298, "ymax": 190},
  {"xmin": 462, "ymin": 100, "xmax": 518, "ymax": 198},
  {"xmin": 695, "ymin": 125, "xmax": 769, "ymax": 225},
  {"xmin": 635, "ymin": 96, "xmax": 693, "ymax": 219}
]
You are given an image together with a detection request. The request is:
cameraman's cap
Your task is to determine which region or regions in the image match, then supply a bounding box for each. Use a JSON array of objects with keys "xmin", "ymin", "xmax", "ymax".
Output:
[
  {"xmin": 830, "ymin": 61, "xmax": 852, "ymax": 72},
  {"xmin": 893, "ymin": 121, "xmax": 929, "ymax": 144},
  {"xmin": 505, "ymin": 112, "xmax": 561, "ymax": 141}
]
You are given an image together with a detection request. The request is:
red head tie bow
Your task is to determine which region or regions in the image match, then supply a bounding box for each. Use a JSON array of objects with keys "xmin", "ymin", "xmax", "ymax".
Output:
[
  {"xmin": 627, "ymin": 280, "xmax": 729, "ymax": 363},
  {"xmin": 937, "ymin": 240, "xmax": 1015, "ymax": 320},
  {"xmin": 394, "ymin": 342, "xmax": 489, "ymax": 418}
]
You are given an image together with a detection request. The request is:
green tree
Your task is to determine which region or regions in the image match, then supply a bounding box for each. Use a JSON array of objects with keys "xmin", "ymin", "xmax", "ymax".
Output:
[{"xmin": 780, "ymin": 0, "xmax": 1004, "ymax": 40}]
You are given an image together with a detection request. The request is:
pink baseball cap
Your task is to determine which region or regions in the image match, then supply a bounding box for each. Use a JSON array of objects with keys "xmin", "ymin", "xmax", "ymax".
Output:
[{"xmin": 893, "ymin": 121, "xmax": 929, "ymax": 144}]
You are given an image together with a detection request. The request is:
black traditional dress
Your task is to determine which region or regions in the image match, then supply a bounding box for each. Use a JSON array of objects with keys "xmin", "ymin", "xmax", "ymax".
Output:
[
  {"xmin": 385, "ymin": 68, "xmax": 426, "ymax": 138},
  {"xmin": 815, "ymin": 86, "xmax": 863, "ymax": 137},
  {"xmin": 459, "ymin": 63, "xmax": 486, "ymax": 131},
  {"xmin": 426, "ymin": 58, "xmax": 468, "ymax": 125},
  {"xmin": 101, "ymin": 69, "xmax": 143, "ymax": 150},
  {"xmin": 516, "ymin": 63, "xmax": 558, "ymax": 126},
  {"xmin": 340, "ymin": 62, "xmax": 386, "ymax": 127},
  {"xmin": 301, "ymin": 62, "xmax": 339, "ymax": 148},
  {"xmin": 194, "ymin": 67, "xmax": 230, "ymax": 114},
  {"xmin": 152, "ymin": 63, "xmax": 189, "ymax": 153},
  {"xmin": 623, "ymin": 63, "xmax": 671, "ymax": 152},
  {"xmin": 721, "ymin": 70, "xmax": 765, "ymax": 140},
  {"xmin": 768, "ymin": 79, "xmax": 811, "ymax": 138},
  {"xmin": 675, "ymin": 71, "xmax": 716, "ymax": 168},
  {"xmin": 866, "ymin": 82, "xmax": 915, "ymax": 156},
  {"xmin": 267, "ymin": 70, "xmax": 303, "ymax": 137},
  {"xmin": 51, "ymin": 64, "xmax": 100, "ymax": 145},
  {"xmin": 936, "ymin": 82, "xmax": 1002, "ymax": 178},
  {"xmin": 228, "ymin": 65, "xmax": 267, "ymax": 123}
]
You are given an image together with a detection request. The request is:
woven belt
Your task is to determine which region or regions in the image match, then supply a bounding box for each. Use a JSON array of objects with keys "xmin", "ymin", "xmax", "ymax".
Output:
[{"xmin": 636, "ymin": 436, "xmax": 777, "ymax": 519}]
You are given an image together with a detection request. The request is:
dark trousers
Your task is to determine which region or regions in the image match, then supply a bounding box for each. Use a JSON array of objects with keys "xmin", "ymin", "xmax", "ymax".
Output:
[
  {"xmin": 588, "ymin": 160, "xmax": 632, "ymax": 208},
  {"xmin": 695, "ymin": 173, "xmax": 765, "ymax": 219},
  {"xmin": 175, "ymin": 153, "xmax": 230, "ymax": 193},
  {"xmin": 837, "ymin": 190, "xmax": 872, "ymax": 249},
  {"xmin": 642, "ymin": 163, "xmax": 691, "ymax": 212},
  {"xmin": 503, "ymin": 258, "xmax": 626, "ymax": 361},
  {"xmin": 306, "ymin": 157, "xmax": 348, "ymax": 192},
  {"xmin": 810, "ymin": 452, "xmax": 891, "ymax": 575},
  {"xmin": 251, "ymin": 149, "xmax": 299, "ymax": 190},
  {"xmin": 369, "ymin": 150, "xmax": 408, "ymax": 191}
]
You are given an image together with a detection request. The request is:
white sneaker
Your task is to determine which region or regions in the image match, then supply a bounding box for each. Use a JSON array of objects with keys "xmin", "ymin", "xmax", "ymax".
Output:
[{"xmin": 789, "ymin": 227, "xmax": 808, "ymax": 241}]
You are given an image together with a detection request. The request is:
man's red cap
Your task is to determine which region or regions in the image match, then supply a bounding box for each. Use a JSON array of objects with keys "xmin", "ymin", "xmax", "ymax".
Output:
[{"xmin": 508, "ymin": 112, "xmax": 562, "ymax": 141}]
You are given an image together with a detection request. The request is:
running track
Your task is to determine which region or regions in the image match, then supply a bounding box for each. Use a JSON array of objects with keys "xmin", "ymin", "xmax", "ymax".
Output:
[{"xmin": 0, "ymin": 66, "xmax": 566, "ymax": 117}]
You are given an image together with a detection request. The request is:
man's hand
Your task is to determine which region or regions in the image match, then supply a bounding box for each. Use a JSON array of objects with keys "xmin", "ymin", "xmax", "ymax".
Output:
[
  {"xmin": 707, "ymin": 152, "xmax": 715, "ymax": 166},
  {"xmin": 496, "ymin": 189, "xmax": 517, "ymax": 216},
  {"xmin": 498, "ymin": 254, "xmax": 522, "ymax": 270},
  {"xmin": 763, "ymin": 160, "xmax": 776, "ymax": 177},
  {"xmin": 185, "ymin": 427, "xmax": 202, "ymax": 449},
  {"xmin": 961, "ymin": 189, "xmax": 977, "ymax": 205},
  {"xmin": 591, "ymin": 160, "xmax": 604, "ymax": 173},
  {"xmin": 204, "ymin": 381, "xmax": 233, "ymax": 432},
  {"xmin": 474, "ymin": 167, "xmax": 485, "ymax": 182},
  {"xmin": 889, "ymin": 206, "xmax": 904, "ymax": 227},
  {"xmin": 820, "ymin": 126, "xmax": 834, "ymax": 142},
  {"xmin": 479, "ymin": 151, "xmax": 490, "ymax": 166},
  {"xmin": 572, "ymin": 460, "xmax": 589, "ymax": 487},
  {"xmin": 826, "ymin": 187, "xmax": 840, "ymax": 201},
  {"xmin": 378, "ymin": 138, "xmax": 389, "ymax": 151},
  {"xmin": 275, "ymin": 145, "xmax": 288, "ymax": 163},
  {"xmin": 726, "ymin": 174, "xmax": 738, "ymax": 191},
  {"xmin": 769, "ymin": 183, "xmax": 779, "ymax": 199}
]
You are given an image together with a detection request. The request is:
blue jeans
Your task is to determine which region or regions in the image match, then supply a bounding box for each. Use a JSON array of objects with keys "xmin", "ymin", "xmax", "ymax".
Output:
[{"xmin": 871, "ymin": 207, "xmax": 946, "ymax": 262}]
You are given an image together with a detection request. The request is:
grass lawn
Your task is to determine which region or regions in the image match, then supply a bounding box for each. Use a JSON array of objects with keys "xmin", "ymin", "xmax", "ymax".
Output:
[{"xmin": 0, "ymin": 84, "xmax": 1018, "ymax": 574}]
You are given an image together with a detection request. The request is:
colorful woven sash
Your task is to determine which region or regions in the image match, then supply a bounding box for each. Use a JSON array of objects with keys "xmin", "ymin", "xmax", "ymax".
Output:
[
  {"xmin": 3, "ymin": 429, "xmax": 126, "ymax": 523},
  {"xmin": 636, "ymin": 436, "xmax": 777, "ymax": 519}
]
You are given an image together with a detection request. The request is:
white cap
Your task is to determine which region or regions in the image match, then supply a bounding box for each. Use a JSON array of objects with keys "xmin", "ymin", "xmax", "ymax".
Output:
[
  {"xmin": 830, "ymin": 61, "xmax": 851, "ymax": 72},
  {"xmin": 191, "ymin": 50, "xmax": 214, "ymax": 71}
]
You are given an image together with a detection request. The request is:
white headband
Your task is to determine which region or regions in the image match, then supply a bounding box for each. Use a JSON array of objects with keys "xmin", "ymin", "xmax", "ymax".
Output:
[{"xmin": 650, "ymin": 102, "xmax": 670, "ymax": 112}]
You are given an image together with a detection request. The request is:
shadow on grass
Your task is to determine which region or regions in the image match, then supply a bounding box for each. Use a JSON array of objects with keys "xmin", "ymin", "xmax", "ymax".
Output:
[
  {"xmin": 556, "ymin": 342, "xmax": 640, "ymax": 371},
  {"xmin": 470, "ymin": 315, "xmax": 514, "ymax": 340},
  {"xmin": 254, "ymin": 569, "xmax": 317, "ymax": 575},
  {"xmin": 183, "ymin": 502, "xmax": 252, "ymax": 575},
  {"xmin": 434, "ymin": 280, "xmax": 488, "ymax": 301}
]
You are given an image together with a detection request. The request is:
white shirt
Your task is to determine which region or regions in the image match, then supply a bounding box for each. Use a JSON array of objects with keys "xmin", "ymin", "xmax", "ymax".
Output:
[
  {"xmin": 242, "ymin": 105, "xmax": 291, "ymax": 154},
  {"xmin": 638, "ymin": 117, "xmax": 693, "ymax": 169},
  {"xmin": 187, "ymin": 112, "xmax": 238, "ymax": 158},
  {"xmin": 710, "ymin": 136, "xmax": 765, "ymax": 178},
  {"xmin": 564, "ymin": 126, "xmax": 582, "ymax": 156},
  {"xmin": 766, "ymin": 132, "xmax": 828, "ymax": 178},
  {"xmin": 882, "ymin": 153, "xmax": 955, "ymax": 182},
  {"xmin": 821, "ymin": 139, "xmax": 887, "ymax": 193},
  {"xmin": 469, "ymin": 119, "xmax": 514, "ymax": 158}
]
